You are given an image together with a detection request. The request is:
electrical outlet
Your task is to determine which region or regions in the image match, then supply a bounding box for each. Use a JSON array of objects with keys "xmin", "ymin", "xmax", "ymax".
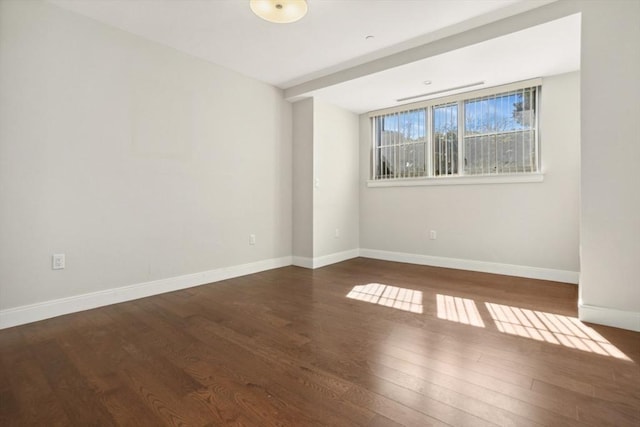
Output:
[
  {"xmin": 429, "ymin": 230, "xmax": 437, "ymax": 240},
  {"xmin": 52, "ymin": 253, "xmax": 65, "ymax": 270},
  {"xmin": 249, "ymin": 234, "xmax": 256, "ymax": 245},
  {"xmin": 335, "ymin": 228, "xmax": 340, "ymax": 238}
]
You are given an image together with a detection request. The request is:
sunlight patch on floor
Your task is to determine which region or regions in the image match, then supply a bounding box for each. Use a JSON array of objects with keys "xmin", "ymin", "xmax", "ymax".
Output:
[
  {"xmin": 485, "ymin": 302, "xmax": 631, "ymax": 360},
  {"xmin": 436, "ymin": 294, "xmax": 485, "ymax": 327},
  {"xmin": 347, "ymin": 283, "xmax": 423, "ymax": 314}
]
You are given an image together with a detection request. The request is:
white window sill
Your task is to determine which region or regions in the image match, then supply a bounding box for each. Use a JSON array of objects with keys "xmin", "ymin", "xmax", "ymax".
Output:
[{"xmin": 367, "ymin": 173, "xmax": 544, "ymax": 187}]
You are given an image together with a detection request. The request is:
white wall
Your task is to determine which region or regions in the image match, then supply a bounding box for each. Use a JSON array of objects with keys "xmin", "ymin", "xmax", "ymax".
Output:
[
  {"xmin": 292, "ymin": 99, "xmax": 314, "ymax": 258},
  {"xmin": 579, "ymin": 0, "xmax": 640, "ymax": 330},
  {"xmin": 313, "ymin": 100, "xmax": 360, "ymax": 258},
  {"xmin": 359, "ymin": 72, "xmax": 580, "ymax": 279},
  {"xmin": 0, "ymin": 0, "xmax": 292, "ymax": 312},
  {"xmin": 292, "ymin": 98, "xmax": 360, "ymax": 266}
]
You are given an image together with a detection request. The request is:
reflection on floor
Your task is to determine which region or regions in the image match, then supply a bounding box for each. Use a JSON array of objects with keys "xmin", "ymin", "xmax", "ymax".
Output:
[
  {"xmin": 436, "ymin": 294, "xmax": 485, "ymax": 327},
  {"xmin": 347, "ymin": 284, "xmax": 630, "ymax": 360},
  {"xmin": 485, "ymin": 302, "xmax": 630, "ymax": 360},
  {"xmin": 347, "ymin": 283, "xmax": 423, "ymax": 314}
]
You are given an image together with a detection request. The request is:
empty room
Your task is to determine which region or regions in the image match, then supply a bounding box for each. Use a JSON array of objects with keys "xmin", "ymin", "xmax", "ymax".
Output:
[{"xmin": 1, "ymin": 0, "xmax": 638, "ymax": 425}]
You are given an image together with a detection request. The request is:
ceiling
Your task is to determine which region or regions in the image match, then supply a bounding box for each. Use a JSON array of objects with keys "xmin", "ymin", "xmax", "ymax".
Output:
[
  {"xmin": 48, "ymin": 0, "xmax": 580, "ymax": 113},
  {"xmin": 310, "ymin": 13, "xmax": 581, "ymax": 113}
]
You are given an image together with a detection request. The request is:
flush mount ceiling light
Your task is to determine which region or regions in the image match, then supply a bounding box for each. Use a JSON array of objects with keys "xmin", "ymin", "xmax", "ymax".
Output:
[{"xmin": 250, "ymin": 0, "xmax": 308, "ymax": 24}]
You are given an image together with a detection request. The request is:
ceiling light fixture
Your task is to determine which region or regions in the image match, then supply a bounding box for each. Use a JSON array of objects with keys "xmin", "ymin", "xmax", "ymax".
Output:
[
  {"xmin": 397, "ymin": 81, "xmax": 485, "ymax": 102},
  {"xmin": 250, "ymin": 0, "xmax": 308, "ymax": 24}
]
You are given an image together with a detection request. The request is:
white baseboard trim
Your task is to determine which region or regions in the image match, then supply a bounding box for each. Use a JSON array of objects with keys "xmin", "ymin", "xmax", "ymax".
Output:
[
  {"xmin": 0, "ymin": 256, "xmax": 292, "ymax": 330},
  {"xmin": 312, "ymin": 249, "xmax": 360, "ymax": 269},
  {"xmin": 0, "ymin": 249, "xmax": 582, "ymax": 330},
  {"xmin": 579, "ymin": 303, "xmax": 640, "ymax": 332},
  {"xmin": 292, "ymin": 256, "xmax": 313, "ymax": 269},
  {"xmin": 359, "ymin": 248, "xmax": 579, "ymax": 284},
  {"xmin": 293, "ymin": 249, "xmax": 360, "ymax": 269}
]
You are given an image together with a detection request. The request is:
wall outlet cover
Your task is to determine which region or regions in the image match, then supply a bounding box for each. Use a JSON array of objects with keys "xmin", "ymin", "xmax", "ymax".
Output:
[{"xmin": 52, "ymin": 254, "xmax": 65, "ymax": 270}]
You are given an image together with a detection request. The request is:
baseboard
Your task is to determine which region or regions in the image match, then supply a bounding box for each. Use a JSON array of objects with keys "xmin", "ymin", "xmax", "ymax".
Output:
[
  {"xmin": 0, "ymin": 256, "xmax": 293, "ymax": 330},
  {"xmin": 359, "ymin": 248, "xmax": 579, "ymax": 284},
  {"xmin": 293, "ymin": 249, "xmax": 359, "ymax": 269},
  {"xmin": 292, "ymin": 256, "xmax": 313, "ymax": 269},
  {"xmin": 312, "ymin": 249, "xmax": 360, "ymax": 269},
  {"xmin": 0, "ymin": 249, "xmax": 581, "ymax": 330},
  {"xmin": 579, "ymin": 303, "xmax": 640, "ymax": 332}
]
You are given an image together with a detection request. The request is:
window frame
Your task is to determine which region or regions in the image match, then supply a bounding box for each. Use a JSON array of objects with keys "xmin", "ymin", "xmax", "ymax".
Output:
[{"xmin": 368, "ymin": 78, "xmax": 543, "ymax": 187}]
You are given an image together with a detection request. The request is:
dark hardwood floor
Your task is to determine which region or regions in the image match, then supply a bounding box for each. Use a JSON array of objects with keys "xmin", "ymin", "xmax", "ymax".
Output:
[{"xmin": 1, "ymin": 258, "xmax": 639, "ymax": 426}]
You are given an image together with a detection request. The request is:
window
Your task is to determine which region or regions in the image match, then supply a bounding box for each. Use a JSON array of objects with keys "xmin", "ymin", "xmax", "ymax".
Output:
[
  {"xmin": 374, "ymin": 109, "xmax": 426, "ymax": 179},
  {"xmin": 433, "ymin": 102, "xmax": 459, "ymax": 176},
  {"xmin": 371, "ymin": 81, "xmax": 540, "ymax": 184},
  {"xmin": 464, "ymin": 87, "xmax": 537, "ymax": 175}
]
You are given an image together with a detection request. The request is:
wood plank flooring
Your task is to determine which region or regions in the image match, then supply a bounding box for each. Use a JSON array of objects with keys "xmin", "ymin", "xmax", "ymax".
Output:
[{"xmin": 1, "ymin": 258, "xmax": 639, "ymax": 426}]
